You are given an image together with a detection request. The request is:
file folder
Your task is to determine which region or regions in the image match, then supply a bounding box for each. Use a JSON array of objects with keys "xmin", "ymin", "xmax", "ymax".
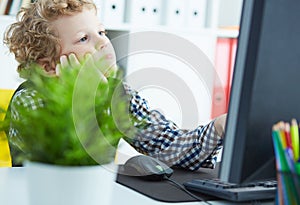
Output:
[
  {"xmin": 186, "ymin": 0, "xmax": 207, "ymax": 28},
  {"xmin": 228, "ymin": 38, "xmax": 237, "ymax": 92},
  {"xmin": 0, "ymin": 0, "xmax": 11, "ymax": 15},
  {"xmin": 94, "ymin": 0, "xmax": 104, "ymax": 21},
  {"xmin": 125, "ymin": 0, "xmax": 162, "ymax": 25},
  {"xmin": 8, "ymin": 0, "xmax": 21, "ymax": 16},
  {"xmin": 162, "ymin": 0, "xmax": 187, "ymax": 26},
  {"xmin": 147, "ymin": 0, "xmax": 163, "ymax": 25},
  {"xmin": 102, "ymin": 0, "xmax": 126, "ymax": 25},
  {"xmin": 211, "ymin": 37, "xmax": 237, "ymax": 119}
]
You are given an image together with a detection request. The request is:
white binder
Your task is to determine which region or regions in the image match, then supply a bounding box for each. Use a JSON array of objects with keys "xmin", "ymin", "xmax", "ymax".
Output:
[
  {"xmin": 93, "ymin": 0, "xmax": 105, "ymax": 21},
  {"xmin": 162, "ymin": 0, "xmax": 187, "ymax": 27},
  {"xmin": 125, "ymin": 0, "xmax": 147, "ymax": 25},
  {"xmin": 102, "ymin": 0, "xmax": 126, "ymax": 25},
  {"xmin": 186, "ymin": 0, "xmax": 207, "ymax": 28},
  {"xmin": 147, "ymin": 0, "xmax": 163, "ymax": 25},
  {"xmin": 8, "ymin": 0, "xmax": 22, "ymax": 16},
  {"xmin": 125, "ymin": 0, "xmax": 162, "ymax": 26}
]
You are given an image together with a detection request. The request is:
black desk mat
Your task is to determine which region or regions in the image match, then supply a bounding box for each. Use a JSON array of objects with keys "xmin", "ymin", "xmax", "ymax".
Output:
[{"xmin": 116, "ymin": 163, "xmax": 220, "ymax": 203}]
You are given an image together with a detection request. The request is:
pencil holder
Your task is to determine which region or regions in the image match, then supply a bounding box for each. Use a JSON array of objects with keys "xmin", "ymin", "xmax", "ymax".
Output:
[{"xmin": 276, "ymin": 171, "xmax": 300, "ymax": 205}]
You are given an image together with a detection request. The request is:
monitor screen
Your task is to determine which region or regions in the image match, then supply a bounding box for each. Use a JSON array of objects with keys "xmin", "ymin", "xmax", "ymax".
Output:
[{"xmin": 219, "ymin": 0, "xmax": 300, "ymax": 184}]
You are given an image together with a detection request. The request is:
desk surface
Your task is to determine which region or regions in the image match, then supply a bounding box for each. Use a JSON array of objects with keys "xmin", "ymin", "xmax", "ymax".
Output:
[{"xmin": 0, "ymin": 168, "xmax": 274, "ymax": 205}]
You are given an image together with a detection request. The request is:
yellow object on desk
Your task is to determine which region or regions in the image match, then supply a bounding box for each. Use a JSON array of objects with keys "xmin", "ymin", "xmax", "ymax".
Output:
[
  {"xmin": 291, "ymin": 119, "xmax": 300, "ymax": 161},
  {"xmin": 0, "ymin": 89, "xmax": 14, "ymax": 167}
]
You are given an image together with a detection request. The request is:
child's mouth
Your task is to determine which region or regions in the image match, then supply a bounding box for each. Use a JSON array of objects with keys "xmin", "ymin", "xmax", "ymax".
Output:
[{"xmin": 106, "ymin": 53, "xmax": 113, "ymax": 60}]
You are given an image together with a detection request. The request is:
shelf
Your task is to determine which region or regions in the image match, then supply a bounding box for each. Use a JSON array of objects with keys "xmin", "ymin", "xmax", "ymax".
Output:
[
  {"xmin": 217, "ymin": 29, "xmax": 239, "ymax": 38},
  {"xmin": 0, "ymin": 15, "xmax": 238, "ymax": 38},
  {"xmin": 100, "ymin": 23, "xmax": 240, "ymax": 38},
  {"xmin": 0, "ymin": 14, "xmax": 16, "ymax": 20}
]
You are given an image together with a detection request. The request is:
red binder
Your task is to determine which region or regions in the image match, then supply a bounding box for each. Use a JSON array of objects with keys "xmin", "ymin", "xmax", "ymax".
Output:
[{"xmin": 211, "ymin": 37, "xmax": 237, "ymax": 119}]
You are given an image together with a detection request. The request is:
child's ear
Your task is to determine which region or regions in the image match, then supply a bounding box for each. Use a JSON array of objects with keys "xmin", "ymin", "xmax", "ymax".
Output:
[{"xmin": 37, "ymin": 57, "xmax": 56, "ymax": 75}]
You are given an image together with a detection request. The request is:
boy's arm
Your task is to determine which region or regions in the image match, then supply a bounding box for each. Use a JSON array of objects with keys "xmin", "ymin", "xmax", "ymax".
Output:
[
  {"xmin": 124, "ymin": 83, "xmax": 224, "ymax": 171},
  {"xmin": 8, "ymin": 87, "xmax": 44, "ymax": 166}
]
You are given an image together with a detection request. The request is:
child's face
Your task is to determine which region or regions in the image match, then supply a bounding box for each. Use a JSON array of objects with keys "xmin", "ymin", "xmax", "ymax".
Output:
[{"xmin": 52, "ymin": 8, "xmax": 115, "ymax": 65}]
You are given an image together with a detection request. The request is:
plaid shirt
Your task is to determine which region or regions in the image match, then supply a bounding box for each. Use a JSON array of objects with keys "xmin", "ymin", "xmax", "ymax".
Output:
[{"xmin": 9, "ymin": 82, "xmax": 222, "ymax": 170}]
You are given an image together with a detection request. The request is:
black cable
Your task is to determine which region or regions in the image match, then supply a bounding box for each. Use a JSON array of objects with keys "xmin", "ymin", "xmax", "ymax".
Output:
[{"xmin": 163, "ymin": 176, "xmax": 212, "ymax": 205}]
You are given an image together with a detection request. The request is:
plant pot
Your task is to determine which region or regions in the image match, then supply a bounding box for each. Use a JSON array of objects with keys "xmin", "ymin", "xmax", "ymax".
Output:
[{"xmin": 25, "ymin": 161, "xmax": 117, "ymax": 205}]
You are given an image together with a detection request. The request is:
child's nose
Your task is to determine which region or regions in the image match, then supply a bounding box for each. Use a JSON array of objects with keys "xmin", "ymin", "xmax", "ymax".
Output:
[
  {"xmin": 94, "ymin": 34, "xmax": 109, "ymax": 49},
  {"xmin": 95, "ymin": 39, "xmax": 109, "ymax": 50}
]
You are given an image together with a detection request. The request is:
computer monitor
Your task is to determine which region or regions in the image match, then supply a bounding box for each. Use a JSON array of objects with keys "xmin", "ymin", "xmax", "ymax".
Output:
[{"xmin": 219, "ymin": 0, "xmax": 300, "ymax": 184}]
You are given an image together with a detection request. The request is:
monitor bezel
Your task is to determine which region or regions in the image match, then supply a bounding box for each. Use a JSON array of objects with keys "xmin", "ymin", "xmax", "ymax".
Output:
[{"xmin": 219, "ymin": 0, "xmax": 268, "ymax": 184}]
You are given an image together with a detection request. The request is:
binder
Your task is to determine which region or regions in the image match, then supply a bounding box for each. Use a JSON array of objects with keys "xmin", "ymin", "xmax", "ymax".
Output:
[
  {"xmin": 102, "ymin": 0, "xmax": 125, "ymax": 25},
  {"xmin": 125, "ymin": 0, "xmax": 147, "ymax": 25},
  {"xmin": 0, "ymin": 0, "xmax": 11, "ymax": 15},
  {"xmin": 228, "ymin": 38, "xmax": 237, "ymax": 100},
  {"xmin": 4, "ymin": 0, "xmax": 12, "ymax": 15},
  {"xmin": 125, "ymin": 0, "xmax": 162, "ymax": 25},
  {"xmin": 162, "ymin": 0, "xmax": 187, "ymax": 27},
  {"xmin": 8, "ymin": 0, "xmax": 22, "ymax": 16},
  {"xmin": 20, "ymin": 0, "xmax": 31, "ymax": 8},
  {"xmin": 211, "ymin": 37, "xmax": 237, "ymax": 119},
  {"xmin": 186, "ymin": 0, "xmax": 207, "ymax": 28},
  {"xmin": 93, "ymin": 0, "xmax": 104, "ymax": 21},
  {"xmin": 147, "ymin": 0, "xmax": 163, "ymax": 25}
]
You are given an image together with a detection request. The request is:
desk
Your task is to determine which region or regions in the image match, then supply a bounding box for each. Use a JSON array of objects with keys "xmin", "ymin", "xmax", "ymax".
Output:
[{"xmin": 0, "ymin": 168, "xmax": 274, "ymax": 205}]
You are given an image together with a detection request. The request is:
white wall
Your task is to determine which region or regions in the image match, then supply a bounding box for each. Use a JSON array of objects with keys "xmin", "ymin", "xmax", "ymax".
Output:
[
  {"xmin": 0, "ymin": 16, "xmax": 23, "ymax": 90},
  {"xmin": 125, "ymin": 30, "xmax": 216, "ymax": 128}
]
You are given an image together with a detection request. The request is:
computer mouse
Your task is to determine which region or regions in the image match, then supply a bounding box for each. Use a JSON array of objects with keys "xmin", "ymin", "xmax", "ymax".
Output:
[{"xmin": 124, "ymin": 155, "xmax": 173, "ymax": 181}]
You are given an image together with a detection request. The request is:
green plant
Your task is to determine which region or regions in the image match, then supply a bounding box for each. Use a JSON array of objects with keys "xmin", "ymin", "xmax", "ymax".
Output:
[{"xmin": 5, "ymin": 59, "xmax": 135, "ymax": 166}]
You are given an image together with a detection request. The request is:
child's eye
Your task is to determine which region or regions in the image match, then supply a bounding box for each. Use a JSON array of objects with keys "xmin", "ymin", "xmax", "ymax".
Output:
[
  {"xmin": 79, "ymin": 36, "xmax": 88, "ymax": 42},
  {"xmin": 98, "ymin": 30, "xmax": 107, "ymax": 36}
]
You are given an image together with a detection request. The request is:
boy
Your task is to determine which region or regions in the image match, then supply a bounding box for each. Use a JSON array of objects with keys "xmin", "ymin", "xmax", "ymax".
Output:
[{"xmin": 4, "ymin": 0, "xmax": 226, "ymax": 170}]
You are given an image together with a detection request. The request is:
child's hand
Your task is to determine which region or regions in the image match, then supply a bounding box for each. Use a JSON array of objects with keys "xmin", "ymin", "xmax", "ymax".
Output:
[
  {"xmin": 214, "ymin": 113, "xmax": 227, "ymax": 138},
  {"xmin": 56, "ymin": 42, "xmax": 118, "ymax": 78},
  {"xmin": 82, "ymin": 53, "xmax": 108, "ymax": 84},
  {"xmin": 56, "ymin": 53, "xmax": 108, "ymax": 84},
  {"xmin": 55, "ymin": 53, "xmax": 81, "ymax": 75}
]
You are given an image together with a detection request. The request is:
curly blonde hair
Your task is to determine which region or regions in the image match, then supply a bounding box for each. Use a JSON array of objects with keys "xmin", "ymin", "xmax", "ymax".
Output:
[{"xmin": 4, "ymin": 0, "xmax": 96, "ymax": 76}]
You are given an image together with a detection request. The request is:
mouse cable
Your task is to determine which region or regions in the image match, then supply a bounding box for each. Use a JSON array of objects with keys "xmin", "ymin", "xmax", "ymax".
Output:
[{"xmin": 163, "ymin": 176, "xmax": 212, "ymax": 205}]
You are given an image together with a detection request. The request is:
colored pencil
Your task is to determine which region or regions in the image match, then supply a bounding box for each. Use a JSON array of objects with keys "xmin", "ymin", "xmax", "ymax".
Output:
[{"xmin": 291, "ymin": 119, "xmax": 299, "ymax": 161}]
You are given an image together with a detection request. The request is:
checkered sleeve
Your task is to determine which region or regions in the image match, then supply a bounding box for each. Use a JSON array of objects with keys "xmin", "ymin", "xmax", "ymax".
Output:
[
  {"xmin": 8, "ymin": 87, "xmax": 44, "ymax": 153},
  {"xmin": 123, "ymin": 83, "xmax": 223, "ymax": 171}
]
